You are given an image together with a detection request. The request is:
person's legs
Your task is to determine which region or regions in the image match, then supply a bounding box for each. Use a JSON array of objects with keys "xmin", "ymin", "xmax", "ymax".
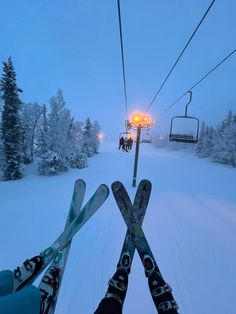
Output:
[
  {"xmin": 0, "ymin": 285, "xmax": 41, "ymax": 314},
  {"xmin": 94, "ymin": 268, "xmax": 128, "ymax": 314},
  {"xmin": 0, "ymin": 270, "xmax": 14, "ymax": 297}
]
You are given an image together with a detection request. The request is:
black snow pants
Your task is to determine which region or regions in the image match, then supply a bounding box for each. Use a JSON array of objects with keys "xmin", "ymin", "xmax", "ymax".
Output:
[{"xmin": 94, "ymin": 297, "xmax": 122, "ymax": 314}]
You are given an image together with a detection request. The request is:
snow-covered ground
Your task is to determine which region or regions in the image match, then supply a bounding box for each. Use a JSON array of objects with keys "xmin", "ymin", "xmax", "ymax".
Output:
[{"xmin": 0, "ymin": 140, "xmax": 236, "ymax": 314}]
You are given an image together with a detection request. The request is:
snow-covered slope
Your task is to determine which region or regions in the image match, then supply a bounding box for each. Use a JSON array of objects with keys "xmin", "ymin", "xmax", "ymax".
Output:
[{"xmin": 0, "ymin": 141, "xmax": 235, "ymax": 314}]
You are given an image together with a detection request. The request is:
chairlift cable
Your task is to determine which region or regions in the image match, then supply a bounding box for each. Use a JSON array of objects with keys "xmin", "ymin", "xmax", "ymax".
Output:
[
  {"xmin": 158, "ymin": 48, "xmax": 236, "ymax": 119},
  {"xmin": 145, "ymin": 0, "xmax": 216, "ymax": 113},
  {"xmin": 117, "ymin": 0, "xmax": 129, "ymax": 121}
]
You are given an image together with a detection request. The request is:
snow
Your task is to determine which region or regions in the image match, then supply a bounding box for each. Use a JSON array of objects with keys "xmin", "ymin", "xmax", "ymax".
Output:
[{"xmin": 0, "ymin": 140, "xmax": 236, "ymax": 314}]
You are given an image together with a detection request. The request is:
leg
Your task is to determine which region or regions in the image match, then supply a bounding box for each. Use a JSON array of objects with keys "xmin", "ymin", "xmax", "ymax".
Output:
[
  {"xmin": 0, "ymin": 270, "xmax": 14, "ymax": 297},
  {"xmin": 94, "ymin": 268, "xmax": 128, "ymax": 314},
  {"xmin": 0, "ymin": 285, "xmax": 41, "ymax": 314}
]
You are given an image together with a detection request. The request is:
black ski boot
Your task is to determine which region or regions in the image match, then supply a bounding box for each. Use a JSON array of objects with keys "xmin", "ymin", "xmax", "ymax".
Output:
[
  {"xmin": 13, "ymin": 255, "xmax": 44, "ymax": 291},
  {"xmin": 143, "ymin": 253, "xmax": 179, "ymax": 313},
  {"xmin": 105, "ymin": 252, "xmax": 131, "ymax": 305},
  {"xmin": 148, "ymin": 271, "xmax": 179, "ymax": 313}
]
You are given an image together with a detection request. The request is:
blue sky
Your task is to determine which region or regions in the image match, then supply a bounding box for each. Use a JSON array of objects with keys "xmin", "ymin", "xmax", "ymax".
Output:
[{"xmin": 0, "ymin": 0, "xmax": 235, "ymax": 138}]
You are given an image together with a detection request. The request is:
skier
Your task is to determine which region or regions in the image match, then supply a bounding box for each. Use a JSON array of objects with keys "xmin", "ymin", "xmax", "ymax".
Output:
[
  {"xmin": 122, "ymin": 137, "xmax": 128, "ymax": 152},
  {"xmin": 119, "ymin": 137, "xmax": 124, "ymax": 149},
  {"xmin": 127, "ymin": 137, "xmax": 133, "ymax": 150}
]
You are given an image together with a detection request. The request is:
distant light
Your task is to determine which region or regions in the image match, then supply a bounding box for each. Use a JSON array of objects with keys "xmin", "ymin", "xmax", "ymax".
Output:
[
  {"xmin": 159, "ymin": 136, "xmax": 163, "ymax": 140},
  {"xmin": 133, "ymin": 114, "xmax": 141, "ymax": 123},
  {"xmin": 97, "ymin": 132, "xmax": 104, "ymax": 140},
  {"xmin": 129, "ymin": 112, "xmax": 153, "ymax": 128}
]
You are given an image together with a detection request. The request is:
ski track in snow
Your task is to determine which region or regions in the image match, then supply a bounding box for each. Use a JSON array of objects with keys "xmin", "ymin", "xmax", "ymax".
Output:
[{"xmin": 0, "ymin": 140, "xmax": 236, "ymax": 314}]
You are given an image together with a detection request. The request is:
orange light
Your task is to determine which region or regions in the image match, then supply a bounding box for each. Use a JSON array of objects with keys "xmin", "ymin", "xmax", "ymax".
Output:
[
  {"xmin": 129, "ymin": 113, "xmax": 153, "ymax": 128},
  {"xmin": 143, "ymin": 116, "xmax": 149, "ymax": 123},
  {"xmin": 133, "ymin": 115, "xmax": 141, "ymax": 122}
]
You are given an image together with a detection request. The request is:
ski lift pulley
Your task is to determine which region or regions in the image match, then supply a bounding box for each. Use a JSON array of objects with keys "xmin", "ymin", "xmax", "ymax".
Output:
[{"xmin": 169, "ymin": 91, "xmax": 199, "ymax": 143}]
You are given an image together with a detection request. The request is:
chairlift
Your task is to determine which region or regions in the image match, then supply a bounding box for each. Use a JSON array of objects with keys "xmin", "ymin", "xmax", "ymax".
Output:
[
  {"xmin": 142, "ymin": 131, "xmax": 152, "ymax": 143},
  {"xmin": 169, "ymin": 91, "xmax": 199, "ymax": 143},
  {"xmin": 119, "ymin": 120, "xmax": 134, "ymax": 147},
  {"xmin": 119, "ymin": 131, "xmax": 134, "ymax": 140}
]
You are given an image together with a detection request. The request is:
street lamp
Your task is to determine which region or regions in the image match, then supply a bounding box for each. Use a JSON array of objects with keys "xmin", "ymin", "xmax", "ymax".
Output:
[{"xmin": 128, "ymin": 113, "xmax": 153, "ymax": 187}]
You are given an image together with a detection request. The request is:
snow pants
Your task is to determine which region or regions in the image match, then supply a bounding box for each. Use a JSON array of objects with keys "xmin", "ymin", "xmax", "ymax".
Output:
[
  {"xmin": 94, "ymin": 297, "xmax": 122, "ymax": 314},
  {"xmin": 0, "ymin": 270, "xmax": 41, "ymax": 314}
]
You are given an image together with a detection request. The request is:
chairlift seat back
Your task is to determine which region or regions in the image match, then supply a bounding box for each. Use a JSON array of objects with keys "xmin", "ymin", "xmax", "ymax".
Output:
[{"xmin": 169, "ymin": 115, "xmax": 199, "ymax": 144}]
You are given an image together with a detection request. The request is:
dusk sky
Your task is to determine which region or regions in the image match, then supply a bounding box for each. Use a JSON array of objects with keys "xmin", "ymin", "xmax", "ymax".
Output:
[{"xmin": 0, "ymin": 0, "xmax": 235, "ymax": 138}]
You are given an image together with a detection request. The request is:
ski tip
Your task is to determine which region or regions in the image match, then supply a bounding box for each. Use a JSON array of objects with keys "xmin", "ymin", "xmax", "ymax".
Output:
[
  {"xmin": 75, "ymin": 178, "xmax": 86, "ymax": 187},
  {"xmin": 111, "ymin": 181, "xmax": 123, "ymax": 192},
  {"xmin": 138, "ymin": 179, "xmax": 152, "ymax": 190},
  {"xmin": 99, "ymin": 184, "xmax": 110, "ymax": 196}
]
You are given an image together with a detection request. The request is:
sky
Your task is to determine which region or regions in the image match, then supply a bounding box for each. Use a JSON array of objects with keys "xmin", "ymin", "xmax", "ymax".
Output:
[{"xmin": 0, "ymin": 0, "xmax": 235, "ymax": 139}]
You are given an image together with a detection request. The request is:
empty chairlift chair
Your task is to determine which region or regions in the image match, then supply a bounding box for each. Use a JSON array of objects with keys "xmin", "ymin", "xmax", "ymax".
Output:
[
  {"xmin": 142, "ymin": 131, "xmax": 152, "ymax": 143},
  {"xmin": 169, "ymin": 91, "xmax": 199, "ymax": 144}
]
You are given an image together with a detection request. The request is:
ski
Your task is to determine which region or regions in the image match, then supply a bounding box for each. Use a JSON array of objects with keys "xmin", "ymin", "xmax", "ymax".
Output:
[
  {"xmin": 38, "ymin": 250, "xmax": 65, "ymax": 314},
  {"xmin": 112, "ymin": 181, "xmax": 179, "ymax": 313},
  {"xmin": 49, "ymin": 179, "xmax": 86, "ymax": 314},
  {"xmin": 114, "ymin": 179, "xmax": 152, "ymax": 271},
  {"xmin": 13, "ymin": 182, "xmax": 109, "ymax": 292}
]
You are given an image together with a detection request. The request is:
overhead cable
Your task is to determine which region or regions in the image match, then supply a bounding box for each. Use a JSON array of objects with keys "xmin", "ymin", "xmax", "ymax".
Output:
[
  {"xmin": 157, "ymin": 49, "xmax": 236, "ymax": 119},
  {"xmin": 145, "ymin": 0, "xmax": 216, "ymax": 113},
  {"xmin": 117, "ymin": 0, "xmax": 128, "ymax": 119}
]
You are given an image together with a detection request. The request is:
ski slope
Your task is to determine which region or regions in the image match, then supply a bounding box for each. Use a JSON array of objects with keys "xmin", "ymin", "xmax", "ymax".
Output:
[{"xmin": 0, "ymin": 140, "xmax": 236, "ymax": 314}]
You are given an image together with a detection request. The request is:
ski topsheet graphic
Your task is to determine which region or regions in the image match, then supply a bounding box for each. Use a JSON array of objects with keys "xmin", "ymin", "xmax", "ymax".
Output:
[
  {"xmin": 112, "ymin": 180, "xmax": 179, "ymax": 314},
  {"xmin": 13, "ymin": 180, "xmax": 109, "ymax": 292},
  {"xmin": 115, "ymin": 179, "xmax": 152, "ymax": 271},
  {"xmin": 49, "ymin": 179, "xmax": 86, "ymax": 313}
]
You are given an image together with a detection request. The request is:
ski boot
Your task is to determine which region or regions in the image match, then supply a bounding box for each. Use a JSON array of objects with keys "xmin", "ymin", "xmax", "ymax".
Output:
[
  {"xmin": 38, "ymin": 251, "xmax": 64, "ymax": 314},
  {"xmin": 105, "ymin": 251, "xmax": 131, "ymax": 305},
  {"xmin": 143, "ymin": 253, "xmax": 179, "ymax": 313},
  {"xmin": 13, "ymin": 255, "xmax": 44, "ymax": 291}
]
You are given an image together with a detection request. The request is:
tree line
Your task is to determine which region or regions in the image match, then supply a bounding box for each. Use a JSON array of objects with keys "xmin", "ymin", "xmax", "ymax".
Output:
[
  {"xmin": 152, "ymin": 110, "xmax": 236, "ymax": 168},
  {"xmin": 196, "ymin": 110, "xmax": 236, "ymax": 167},
  {"xmin": 0, "ymin": 57, "xmax": 101, "ymax": 180}
]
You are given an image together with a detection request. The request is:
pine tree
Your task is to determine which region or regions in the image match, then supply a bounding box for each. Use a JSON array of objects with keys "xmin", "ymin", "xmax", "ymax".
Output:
[
  {"xmin": 0, "ymin": 57, "xmax": 24, "ymax": 180},
  {"xmin": 36, "ymin": 105, "xmax": 49, "ymax": 157},
  {"xmin": 22, "ymin": 102, "xmax": 43, "ymax": 163},
  {"xmin": 212, "ymin": 112, "xmax": 236, "ymax": 166},
  {"xmin": 92, "ymin": 120, "xmax": 101, "ymax": 153},
  {"xmin": 195, "ymin": 122, "xmax": 206, "ymax": 158},
  {"xmin": 82, "ymin": 118, "xmax": 94, "ymax": 157},
  {"xmin": 48, "ymin": 89, "xmax": 72, "ymax": 157}
]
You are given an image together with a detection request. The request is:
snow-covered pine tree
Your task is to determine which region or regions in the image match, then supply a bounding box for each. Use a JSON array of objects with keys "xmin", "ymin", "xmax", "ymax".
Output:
[
  {"xmin": 82, "ymin": 117, "xmax": 94, "ymax": 157},
  {"xmin": 66, "ymin": 119, "xmax": 88, "ymax": 169},
  {"xmin": 211, "ymin": 111, "xmax": 236, "ymax": 167},
  {"xmin": 0, "ymin": 116, "xmax": 3, "ymax": 179},
  {"xmin": 92, "ymin": 120, "xmax": 101, "ymax": 153},
  {"xmin": 46, "ymin": 89, "xmax": 73, "ymax": 173},
  {"xmin": 195, "ymin": 122, "xmax": 206, "ymax": 158},
  {"xmin": 0, "ymin": 57, "xmax": 24, "ymax": 180},
  {"xmin": 22, "ymin": 102, "xmax": 43, "ymax": 163},
  {"xmin": 205, "ymin": 126, "xmax": 215, "ymax": 157},
  {"xmin": 36, "ymin": 105, "xmax": 49, "ymax": 157}
]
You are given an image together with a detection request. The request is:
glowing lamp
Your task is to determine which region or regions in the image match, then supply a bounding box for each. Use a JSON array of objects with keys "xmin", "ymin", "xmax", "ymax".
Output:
[
  {"xmin": 143, "ymin": 116, "xmax": 149, "ymax": 123},
  {"xmin": 132, "ymin": 114, "xmax": 141, "ymax": 125}
]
